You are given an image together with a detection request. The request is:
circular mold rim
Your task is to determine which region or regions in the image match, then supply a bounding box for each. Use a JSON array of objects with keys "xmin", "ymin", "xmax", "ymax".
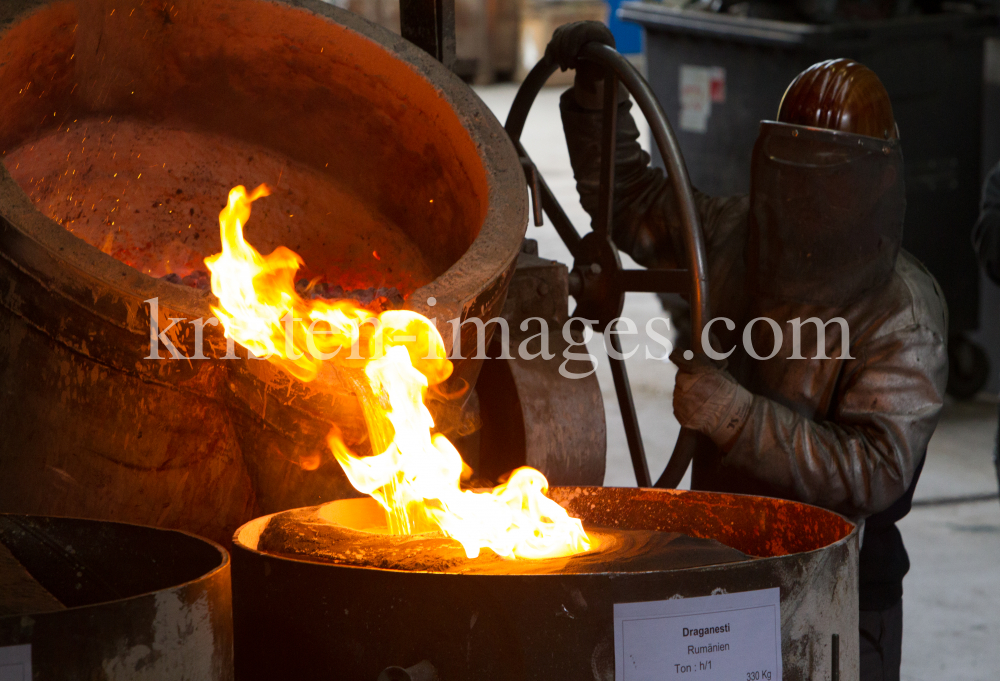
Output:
[{"xmin": 233, "ymin": 486, "xmax": 860, "ymax": 575}]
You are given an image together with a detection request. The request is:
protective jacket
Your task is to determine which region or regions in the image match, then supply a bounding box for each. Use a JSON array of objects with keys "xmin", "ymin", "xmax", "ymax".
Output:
[{"xmin": 561, "ymin": 91, "xmax": 948, "ymax": 611}]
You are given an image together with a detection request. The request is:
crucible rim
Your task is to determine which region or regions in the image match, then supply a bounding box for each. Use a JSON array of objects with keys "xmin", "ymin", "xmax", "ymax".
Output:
[{"xmin": 0, "ymin": 0, "xmax": 527, "ymax": 338}]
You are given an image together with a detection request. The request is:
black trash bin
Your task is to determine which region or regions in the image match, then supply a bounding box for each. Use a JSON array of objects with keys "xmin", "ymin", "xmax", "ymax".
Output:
[{"xmin": 620, "ymin": 5, "xmax": 998, "ymax": 395}]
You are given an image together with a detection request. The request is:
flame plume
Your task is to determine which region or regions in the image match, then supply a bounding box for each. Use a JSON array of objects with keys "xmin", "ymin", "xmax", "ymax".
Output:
[{"xmin": 206, "ymin": 185, "xmax": 590, "ymax": 559}]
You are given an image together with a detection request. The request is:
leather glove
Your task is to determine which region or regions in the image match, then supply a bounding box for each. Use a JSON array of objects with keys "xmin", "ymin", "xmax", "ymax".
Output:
[
  {"xmin": 670, "ymin": 347, "xmax": 754, "ymax": 448},
  {"xmin": 544, "ymin": 21, "xmax": 615, "ymax": 71},
  {"xmin": 547, "ymin": 22, "xmax": 617, "ymax": 110}
]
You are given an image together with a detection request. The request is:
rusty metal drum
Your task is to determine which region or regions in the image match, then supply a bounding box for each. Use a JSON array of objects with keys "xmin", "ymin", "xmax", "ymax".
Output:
[
  {"xmin": 230, "ymin": 487, "xmax": 859, "ymax": 681},
  {"xmin": 0, "ymin": 514, "xmax": 232, "ymax": 679}
]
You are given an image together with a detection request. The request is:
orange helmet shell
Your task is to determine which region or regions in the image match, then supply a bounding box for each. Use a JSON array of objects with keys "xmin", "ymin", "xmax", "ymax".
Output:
[{"xmin": 777, "ymin": 59, "xmax": 898, "ymax": 140}]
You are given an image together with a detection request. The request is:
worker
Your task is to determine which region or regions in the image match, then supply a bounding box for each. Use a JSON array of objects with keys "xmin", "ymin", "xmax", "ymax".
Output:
[
  {"xmin": 546, "ymin": 23, "xmax": 948, "ymax": 681},
  {"xmin": 972, "ymin": 161, "xmax": 1000, "ymax": 501}
]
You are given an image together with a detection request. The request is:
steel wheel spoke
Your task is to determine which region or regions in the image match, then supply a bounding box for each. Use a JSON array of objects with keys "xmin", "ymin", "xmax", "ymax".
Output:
[
  {"xmin": 655, "ymin": 429, "xmax": 698, "ymax": 488},
  {"xmin": 607, "ymin": 329, "xmax": 651, "ymax": 488},
  {"xmin": 618, "ymin": 268, "xmax": 691, "ymax": 293}
]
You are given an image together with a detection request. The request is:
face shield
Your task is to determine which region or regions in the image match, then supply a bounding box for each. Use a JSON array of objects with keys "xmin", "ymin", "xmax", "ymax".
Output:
[{"xmin": 747, "ymin": 121, "xmax": 905, "ymax": 306}]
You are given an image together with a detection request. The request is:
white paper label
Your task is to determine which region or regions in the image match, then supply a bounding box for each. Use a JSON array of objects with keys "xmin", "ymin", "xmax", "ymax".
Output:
[
  {"xmin": 679, "ymin": 66, "xmax": 726, "ymax": 133},
  {"xmin": 614, "ymin": 588, "xmax": 781, "ymax": 681},
  {"xmin": 0, "ymin": 644, "xmax": 31, "ymax": 681}
]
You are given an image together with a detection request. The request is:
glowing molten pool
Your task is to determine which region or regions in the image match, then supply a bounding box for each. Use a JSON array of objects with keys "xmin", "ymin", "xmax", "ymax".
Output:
[{"xmin": 206, "ymin": 185, "xmax": 590, "ymax": 560}]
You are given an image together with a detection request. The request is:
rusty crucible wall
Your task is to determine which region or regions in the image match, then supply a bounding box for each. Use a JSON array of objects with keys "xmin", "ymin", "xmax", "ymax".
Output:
[{"xmin": 0, "ymin": 0, "xmax": 527, "ymax": 545}]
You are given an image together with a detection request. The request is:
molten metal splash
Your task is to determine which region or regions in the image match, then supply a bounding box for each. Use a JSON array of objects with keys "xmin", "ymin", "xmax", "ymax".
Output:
[{"xmin": 206, "ymin": 185, "xmax": 590, "ymax": 559}]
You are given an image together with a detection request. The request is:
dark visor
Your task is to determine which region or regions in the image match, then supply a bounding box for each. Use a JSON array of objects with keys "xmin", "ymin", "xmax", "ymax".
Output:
[{"xmin": 758, "ymin": 121, "xmax": 899, "ymax": 169}]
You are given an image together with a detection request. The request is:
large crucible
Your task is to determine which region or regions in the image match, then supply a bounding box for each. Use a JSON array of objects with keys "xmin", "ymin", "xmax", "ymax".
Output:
[{"xmin": 0, "ymin": 0, "xmax": 527, "ymax": 544}]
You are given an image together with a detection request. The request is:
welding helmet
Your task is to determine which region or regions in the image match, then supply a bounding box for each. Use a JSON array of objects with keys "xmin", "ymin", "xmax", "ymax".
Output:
[{"xmin": 747, "ymin": 59, "xmax": 905, "ymax": 306}]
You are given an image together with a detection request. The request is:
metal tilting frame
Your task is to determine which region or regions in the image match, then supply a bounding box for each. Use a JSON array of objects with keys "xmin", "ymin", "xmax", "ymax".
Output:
[{"xmin": 504, "ymin": 44, "xmax": 712, "ymax": 488}]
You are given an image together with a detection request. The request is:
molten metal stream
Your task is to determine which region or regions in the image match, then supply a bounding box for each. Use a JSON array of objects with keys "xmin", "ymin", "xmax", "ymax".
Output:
[{"xmin": 206, "ymin": 185, "xmax": 590, "ymax": 559}]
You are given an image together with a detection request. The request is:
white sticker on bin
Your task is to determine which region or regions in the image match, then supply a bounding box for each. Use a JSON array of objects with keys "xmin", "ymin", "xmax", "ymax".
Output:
[
  {"xmin": 614, "ymin": 587, "xmax": 781, "ymax": 681},
  {"xmin": 679, "ymin": 66, "xmax": 726, "ymax": 133},
  {"xmin": 0, "ymin": 644, "xmax": 32, "ymax": 681}
]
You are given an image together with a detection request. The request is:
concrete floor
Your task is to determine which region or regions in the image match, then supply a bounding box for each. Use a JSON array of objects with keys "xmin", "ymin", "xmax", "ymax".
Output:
[{"xmin": 473, "ymin": 82, "xmax": 1000, "ymax": 680}]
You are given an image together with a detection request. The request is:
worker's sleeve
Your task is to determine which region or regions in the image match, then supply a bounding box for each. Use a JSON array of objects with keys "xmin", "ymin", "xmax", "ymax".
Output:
[
  {"xmin": 721, "ymin": 323, "xmax": 947, "ymax": 519},
  {"xmin": 973, "ymin": 160, "xmax": 1000, "ymax": 284},
  {"xmin": 559, "ymin": 89, "xmax": 738, "ymax": 268}
]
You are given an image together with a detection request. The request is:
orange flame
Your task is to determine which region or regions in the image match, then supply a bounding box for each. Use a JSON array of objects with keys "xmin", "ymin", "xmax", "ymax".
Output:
[{"xmin": 206, "ymin": 186, "xmax": 590, "ymax": 559}]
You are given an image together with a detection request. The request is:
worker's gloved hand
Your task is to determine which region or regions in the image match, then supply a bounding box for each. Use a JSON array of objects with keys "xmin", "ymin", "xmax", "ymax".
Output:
[
  {"xmin": 670, "ymin": 347, "xmax": 754, "ymax": 447},
  {"xmin": 546, "ymin": 22, "xmax": 616, "ymax": 110},
  {"xmin": 544, "ymin": 21, "xmax": 615, "ymax": 72}
]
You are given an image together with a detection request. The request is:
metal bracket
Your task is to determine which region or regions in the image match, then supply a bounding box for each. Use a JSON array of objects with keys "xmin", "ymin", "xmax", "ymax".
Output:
[{"xmin": 519, "ymin": 157, "xmax": 544, "ymax": 227}]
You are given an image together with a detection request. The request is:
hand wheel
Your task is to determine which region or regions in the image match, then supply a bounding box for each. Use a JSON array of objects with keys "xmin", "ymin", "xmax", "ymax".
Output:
[{"xmin": 504, "ymin": 43, "xmax": 711, "ymax": 489}]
